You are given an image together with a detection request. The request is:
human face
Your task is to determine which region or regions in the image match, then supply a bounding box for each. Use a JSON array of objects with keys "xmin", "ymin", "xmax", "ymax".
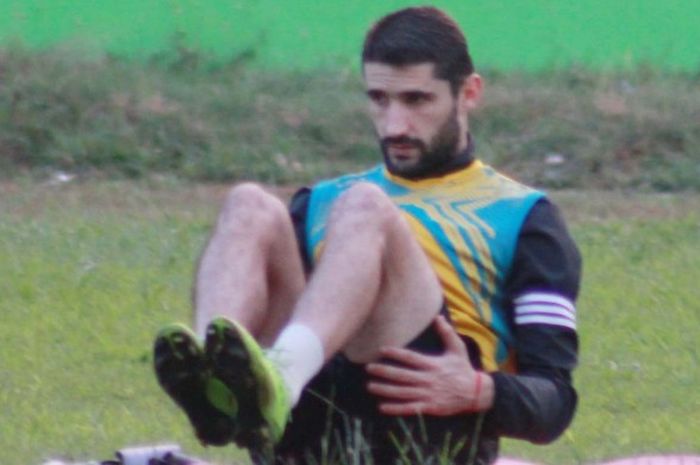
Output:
[{"xmin": 363, "ymin": 62, "xmax": 476, "ymax": 178}]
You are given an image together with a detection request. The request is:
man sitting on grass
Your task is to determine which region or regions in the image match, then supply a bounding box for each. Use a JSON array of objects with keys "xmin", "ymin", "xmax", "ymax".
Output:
[{"xmin": 154, "ymin": 6, "xmax": 581, "ymax": 464}]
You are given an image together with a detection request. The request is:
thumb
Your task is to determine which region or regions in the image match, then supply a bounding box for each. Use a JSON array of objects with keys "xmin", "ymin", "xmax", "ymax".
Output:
[{"xmin": 434, "ymin": 315, "xmax": 468, "ymax": 356}]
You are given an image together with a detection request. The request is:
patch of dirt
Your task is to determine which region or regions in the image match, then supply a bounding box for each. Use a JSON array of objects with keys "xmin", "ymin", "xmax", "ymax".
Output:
[
  {"xmin": 551, "ymin": 190, "xmax": 699, "ymax": 224},
  {"xmin": 0, "ymin": 179, "xmax": 300, "ymax": 221},
  {"xmin": 1, "ymin": 180, "xmax": 697, "ymax": 224}
]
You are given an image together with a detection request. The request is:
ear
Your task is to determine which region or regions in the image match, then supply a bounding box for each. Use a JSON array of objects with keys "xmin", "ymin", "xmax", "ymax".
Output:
[{"xmin": 458, "ymin": 73, "xmax": 483, "ymax": 111}]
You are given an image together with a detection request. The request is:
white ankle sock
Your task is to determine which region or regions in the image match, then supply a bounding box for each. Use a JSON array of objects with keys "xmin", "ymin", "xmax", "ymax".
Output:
[{"xmin": 268, "ymin": 323, "xmax": 325, "ymax": 406}]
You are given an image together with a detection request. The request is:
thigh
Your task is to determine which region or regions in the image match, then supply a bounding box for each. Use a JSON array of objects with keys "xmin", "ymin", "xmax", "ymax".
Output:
[{"xmin": 339, "ymin": 208, "xmax": 444, "ymax": 362}]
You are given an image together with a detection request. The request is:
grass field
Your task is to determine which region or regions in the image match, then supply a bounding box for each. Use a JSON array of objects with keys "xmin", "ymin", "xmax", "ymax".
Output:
[
  {"xmin": 2, "ymin": 46, "xmax": 700, "ymax": 191},
  {"xmin": 1, "ymin": 180, "xmax": 698, "ymax": 465}
]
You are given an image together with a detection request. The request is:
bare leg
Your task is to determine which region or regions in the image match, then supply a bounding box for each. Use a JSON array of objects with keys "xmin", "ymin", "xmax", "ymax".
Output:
[
  {"xmin": 184, "ymin": 181, "xmax": 443, "ymax": 444},
  {"xmin": 286, "ymin": 182, "xmax": 443, "ymax": 363},
  {"xmin": 193, "ymin": 183, "xmax": 305, "ymax": 345}
]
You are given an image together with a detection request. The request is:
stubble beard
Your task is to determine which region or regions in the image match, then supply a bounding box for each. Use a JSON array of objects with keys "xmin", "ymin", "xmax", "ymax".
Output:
[{"xmin": 380, "ymin": 106, "xmax": 461, "ymax": 180}]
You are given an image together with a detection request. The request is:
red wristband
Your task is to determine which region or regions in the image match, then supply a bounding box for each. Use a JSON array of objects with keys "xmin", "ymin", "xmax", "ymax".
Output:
[{"xmin": 470, "ymin": 372, "xmax": 482, "ymax": 411}]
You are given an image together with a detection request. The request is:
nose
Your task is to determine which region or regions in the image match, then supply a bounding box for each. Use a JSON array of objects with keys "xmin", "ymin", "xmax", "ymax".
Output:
[{"xmin": 384, "ymin": 103, "xmax": 411, "ymax": 138}]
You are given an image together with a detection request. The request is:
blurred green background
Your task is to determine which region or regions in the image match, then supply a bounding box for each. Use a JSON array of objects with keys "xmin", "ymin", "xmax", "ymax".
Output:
[{"xmin": 1, "ymin": 0, "xmax": 699, "ymax": 71}]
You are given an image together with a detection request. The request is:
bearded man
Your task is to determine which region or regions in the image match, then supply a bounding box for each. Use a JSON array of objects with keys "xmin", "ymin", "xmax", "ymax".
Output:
[{"xmin": 154, "ymin": 7, "xmax": 581, "ymax": 465}]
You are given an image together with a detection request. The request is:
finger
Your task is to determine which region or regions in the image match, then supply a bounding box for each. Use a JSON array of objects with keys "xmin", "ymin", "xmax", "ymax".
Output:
[
  {"xmin": 434, "ymin": 315, "xmax": 467, "ymax": 355},
  {"xmin": 366, "ymin": 381, "xmax": 424, "ymax": 400},
  {"xmin": 366, "ymin": 362, "xmax": 427, "ymax": 384},
  {"xmin": 377, "ymin": 346, "xmax": 434, "ymax": 370}
]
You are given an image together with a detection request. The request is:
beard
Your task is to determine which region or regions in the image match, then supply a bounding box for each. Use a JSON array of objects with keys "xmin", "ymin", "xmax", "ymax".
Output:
[{"xmin": 380, "ymin": 106, "xmax": 461, "ymax": 179}]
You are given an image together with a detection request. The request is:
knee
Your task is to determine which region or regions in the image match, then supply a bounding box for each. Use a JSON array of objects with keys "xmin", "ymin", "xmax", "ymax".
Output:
[
  {"xmin": 218, "ymin": 183, "xmax": 287, "ymax": 231},
  {"xmin": 328, "ymin": 182, "xmax": 397, "ymax": 233}
]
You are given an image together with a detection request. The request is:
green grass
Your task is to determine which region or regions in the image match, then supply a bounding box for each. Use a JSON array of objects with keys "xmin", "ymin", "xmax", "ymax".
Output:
[
  {"xmin": 1, "ymin": 181, "xmax": 698, "ymax": 465},
  {"xmin": 501, "ymin": 195, "xmax": 700, "ymax": 463},
  {"xmin": 0, "ymin": 181, "xmax": 238, "ymax": 464},
  {"xmin": 1, "ymin": 46, "xmax": 700, "ymax": 191}
]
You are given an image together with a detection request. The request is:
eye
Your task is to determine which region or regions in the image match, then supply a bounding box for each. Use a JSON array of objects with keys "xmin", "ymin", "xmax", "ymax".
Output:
[
  {"xmin": 366, "ymin": 90, "xmax": 388, "ymax": 106},
  {"xmin": 401, "ymin": 91, "xmax": 432, "ymax": 106}
]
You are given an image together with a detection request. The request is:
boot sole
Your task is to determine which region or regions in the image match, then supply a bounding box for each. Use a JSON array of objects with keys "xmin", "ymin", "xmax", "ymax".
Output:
[{"xmin": 154, "ymin": 325, "xmax": 237, "ymax": 446}]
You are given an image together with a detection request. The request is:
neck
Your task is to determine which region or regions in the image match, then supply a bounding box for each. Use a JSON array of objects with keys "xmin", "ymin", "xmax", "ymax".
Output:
[{"xmin": 397, "ymin": 134, "xmax": 475, "ymax": 181}]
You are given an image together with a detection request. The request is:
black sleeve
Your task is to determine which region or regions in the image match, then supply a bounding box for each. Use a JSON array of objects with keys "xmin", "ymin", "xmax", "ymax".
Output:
[
  {"xmin": 503, "ymin": 197, "xmax": 581, "ymax": 301},
  {"xmin": 289, "ymin": 187, "xmax": 312, "ymax": 274},
  {"xmin": 483, "ymin": 198, "xmax": 582, "ymax": 444}
]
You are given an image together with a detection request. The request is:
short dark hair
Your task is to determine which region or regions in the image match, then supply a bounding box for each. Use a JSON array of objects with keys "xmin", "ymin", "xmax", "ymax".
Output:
[{"xmin": 362, "ymin": 7, "xmax": 474, "ymax": 93}]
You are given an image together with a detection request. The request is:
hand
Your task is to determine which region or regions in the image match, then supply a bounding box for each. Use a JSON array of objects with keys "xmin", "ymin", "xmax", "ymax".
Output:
[{"xmin": 365, "ymin": 315, "xmax": 492, "ymax": 416}]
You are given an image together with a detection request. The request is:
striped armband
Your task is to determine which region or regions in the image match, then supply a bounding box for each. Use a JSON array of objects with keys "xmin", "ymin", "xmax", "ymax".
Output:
[{"xmin": 513, "ymin": 292, "xmax": 577, "ymax": 330}]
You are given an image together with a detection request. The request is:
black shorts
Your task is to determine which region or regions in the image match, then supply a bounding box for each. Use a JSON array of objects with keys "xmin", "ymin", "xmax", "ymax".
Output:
[{"xmin": 272, "ymin": 306, "xmax": 498, "ymax": 465}]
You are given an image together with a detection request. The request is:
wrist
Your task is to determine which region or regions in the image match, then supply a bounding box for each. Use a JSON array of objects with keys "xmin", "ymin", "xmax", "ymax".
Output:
[{"xmin": 470, "ymin": 372, "xmax": 495, "ymax": 412}]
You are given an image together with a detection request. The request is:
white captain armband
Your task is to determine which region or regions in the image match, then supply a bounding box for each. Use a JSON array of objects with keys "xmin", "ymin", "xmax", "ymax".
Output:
[{"xmin": 513, "ymin": 292, "xmax": 576, "ymax": 330}]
